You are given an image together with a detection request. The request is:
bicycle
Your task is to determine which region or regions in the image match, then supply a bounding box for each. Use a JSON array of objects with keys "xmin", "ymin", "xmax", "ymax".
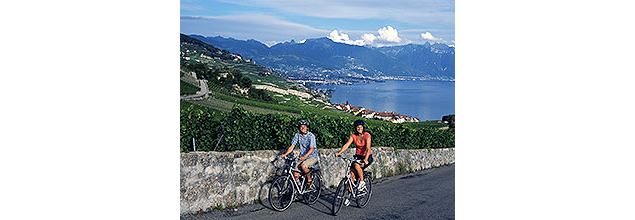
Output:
[
  {"xmin": 332, "ymin": 155, "xmax": 373, "ymax": 215},
  {"xmin": 268, "ymin": 153, "xmax": 323, "ymax": 212}
]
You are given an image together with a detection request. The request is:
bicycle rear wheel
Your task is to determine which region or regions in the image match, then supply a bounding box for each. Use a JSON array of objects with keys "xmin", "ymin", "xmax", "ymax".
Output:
[
  {"xmin": 268, "ymin": 176, "xmax": 295, "ymax": 211},
  {"xmin": 332, "ymin": 178, "xmax": 350, "ymax": 215}
]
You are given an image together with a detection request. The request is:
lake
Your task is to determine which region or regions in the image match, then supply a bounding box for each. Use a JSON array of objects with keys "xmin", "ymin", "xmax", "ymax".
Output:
[{"xmin": 316, "ymin": 80, "xmax": 455, "ymax": 121}]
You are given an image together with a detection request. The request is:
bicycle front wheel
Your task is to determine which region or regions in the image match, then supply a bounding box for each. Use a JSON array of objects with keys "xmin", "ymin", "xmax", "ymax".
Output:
[
  {"xmin": 332, "ymin": 178, "xmax": 350, "ymax": 215},
  {"xmin": 356, "ymin": 173, "xmax": 373, "ymax": 207},
  {"xmin": 268, "ymin": 176, "xmax": 295, "ymax": 211}
]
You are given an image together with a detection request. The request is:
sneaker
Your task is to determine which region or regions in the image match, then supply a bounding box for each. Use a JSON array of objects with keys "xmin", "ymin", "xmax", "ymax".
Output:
[
  {"xmin": 344, "ymin": 198, "xmax": 350, "ymax": 207},
  {"xmin": 357, "ymin": 181, "xmax": 366, "ymax": 191}
]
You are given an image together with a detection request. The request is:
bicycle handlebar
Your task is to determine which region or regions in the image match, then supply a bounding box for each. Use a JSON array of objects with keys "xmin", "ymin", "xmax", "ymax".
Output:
[{"xmin": 272, "ymin": 154, "xmax": 300, "ymax": 163}]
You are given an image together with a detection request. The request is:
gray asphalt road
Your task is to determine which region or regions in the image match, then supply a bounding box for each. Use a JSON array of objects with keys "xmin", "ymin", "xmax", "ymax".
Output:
[
  {"xmin": 181, "ymin": 79, "xmax": 209, "ymax": 100},
  {"xmin": 182, "ymin": 164, "xmax": 454, "ymax": 220}
]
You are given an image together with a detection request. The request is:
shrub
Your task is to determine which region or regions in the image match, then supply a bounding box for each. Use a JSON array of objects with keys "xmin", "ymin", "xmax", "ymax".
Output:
[
  {"xmin": 180, "ymin": 105, "xmax": 454, "ymax": 152},
  {"xmin": 247, "ymin": 88, "xmax": 273, "ymax": 101}
]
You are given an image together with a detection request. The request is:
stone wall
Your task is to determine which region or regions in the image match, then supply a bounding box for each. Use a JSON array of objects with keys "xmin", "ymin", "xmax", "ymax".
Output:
[{"xmin": 180, "ymin": 147, "xmax": 454, "ymax": 214}]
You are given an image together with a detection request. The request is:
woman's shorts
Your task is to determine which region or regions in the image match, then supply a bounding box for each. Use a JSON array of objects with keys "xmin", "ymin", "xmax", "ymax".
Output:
[{"xmin": 354, "ymin": 154, "xmax": 374, "ymax": 169}]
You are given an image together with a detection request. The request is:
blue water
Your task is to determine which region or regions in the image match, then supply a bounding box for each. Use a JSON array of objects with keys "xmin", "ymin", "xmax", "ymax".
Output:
[{"xmin": 317, "ymin": 80, "xmax": 455, "ymax": 121}]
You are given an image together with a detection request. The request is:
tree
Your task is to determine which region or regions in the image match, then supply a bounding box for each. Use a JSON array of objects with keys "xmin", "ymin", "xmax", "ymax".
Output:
[
  {"xmin": 239, "ymin": 77, "xmax": 252, "ymax": 88},
  {"xmin": 248, "ymin": 88, "xmax": 272, "ymax": 101}
]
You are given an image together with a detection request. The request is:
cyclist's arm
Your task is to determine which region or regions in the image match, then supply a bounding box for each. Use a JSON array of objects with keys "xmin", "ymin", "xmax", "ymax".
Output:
[
  {"xmin": 336, "ymin": 136, "xmax": 354, "ymax": 156},
  {"xmin": 363, "ymin": 135, "xmax": 372, "ymax": 162},
  {"xmin": 301, "ymin": 147, "xmax": 315, "ymax": 160},
  {"xmin": 281, "ymin": 144, "xmax": 295, "ymax": 157}
]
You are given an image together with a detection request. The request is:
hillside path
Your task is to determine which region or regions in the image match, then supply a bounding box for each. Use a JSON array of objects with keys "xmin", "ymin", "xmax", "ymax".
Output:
[{"xmin": 181, "ymin": 77, "xmax": 209, "ymax": 100}]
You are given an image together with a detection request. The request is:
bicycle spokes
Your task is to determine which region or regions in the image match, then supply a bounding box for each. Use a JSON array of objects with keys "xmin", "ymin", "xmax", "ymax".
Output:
[{"xmin": 269, "ymin": 177, "xmax": 295, "ymax": 211}]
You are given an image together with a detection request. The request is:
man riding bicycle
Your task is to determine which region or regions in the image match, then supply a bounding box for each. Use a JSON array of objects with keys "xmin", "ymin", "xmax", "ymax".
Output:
[
  {"xmin": 335, "ymin": 119, "xmax": 374, "ymax": 192},
  {"xmin": 280, "ymin": 119, "xmax": 319, "ymax": 187}
]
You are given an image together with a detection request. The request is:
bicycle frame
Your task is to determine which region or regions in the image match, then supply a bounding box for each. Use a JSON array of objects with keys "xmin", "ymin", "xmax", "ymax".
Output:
[
  {"xmin": 332, "ymin": 155, "xmax": 373, "ymax": 215},
  {"xmin": 278, "ymin": 156, "xmax": 316, "ymax": 195},
  {"xmin": 269, "ymin": 154, "xmax": 323, "ymax": 212},
  {"xmin": 338, "ymin": 155, "xmax": 368, "ymax": 198}
]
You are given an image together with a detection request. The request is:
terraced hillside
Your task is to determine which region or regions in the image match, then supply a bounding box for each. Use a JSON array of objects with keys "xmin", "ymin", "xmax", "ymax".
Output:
[{"xmin": 180, "ymin": 34, "xmax": 349, "ymax": 117}]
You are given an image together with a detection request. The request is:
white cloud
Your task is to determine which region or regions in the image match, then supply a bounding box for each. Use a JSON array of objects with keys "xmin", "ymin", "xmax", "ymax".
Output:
[
  {"xmin": 421, "ymin": 31, "xmax": 441, "ymax": 41},
  {"xmin": 327, "ymin": 26, "xmax": 405, "ymax": 47},
  {"xmin": 361, "ymin": 33, "xmax": 377, "ymax": 44},
  {"xmin": 328, "ymin": 30, "xmax": 365, "ymax": 46},
  {"xmin": 399, "ymin": 29, "xmax": 454, "ymax": 44},
  {"xmin": 377, "ymin": 26, "xmax": 402, "ymax": 43}
]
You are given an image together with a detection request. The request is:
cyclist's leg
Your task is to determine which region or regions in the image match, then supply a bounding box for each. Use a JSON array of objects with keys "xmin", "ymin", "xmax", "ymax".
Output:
[
  {"xmin": 349, "ymin": 164, "xmax": 357, "ymax": 183},
  {"xmin": 293, "ymin": 171, "xmax": 300, "ymax": 181},
  {"xmin": 353, "ymin": 162, "xmax": 364, "ymax": 182},
  {"xmin": 346, "ymin": 165, "xmax": 356, "ymax": 193},
  {"xmin": 359, "ymin": 155, "xmax": 374, "ymax": 185},
  {"xmin": 300, "ymin": 157, "xmax": 317, "ymax": 183},
  {"xmin": 353, "ymin": 155, "xmax": 365, "ymax": 182},
  {"xmin": 293, "ymin": 164, "xmax": 301, "ymax": 181}
]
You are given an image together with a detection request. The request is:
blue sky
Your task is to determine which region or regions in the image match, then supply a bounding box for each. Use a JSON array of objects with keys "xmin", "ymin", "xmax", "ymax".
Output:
[{"xmin": 180, "ymin": 0, "xmax": 454, "ymax": 47}]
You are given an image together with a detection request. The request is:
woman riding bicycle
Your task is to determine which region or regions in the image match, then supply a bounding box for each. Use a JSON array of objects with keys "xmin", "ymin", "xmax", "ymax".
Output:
[{"xmin": 335, "ymin": 119, "xmax": 374, "ymax": 191}]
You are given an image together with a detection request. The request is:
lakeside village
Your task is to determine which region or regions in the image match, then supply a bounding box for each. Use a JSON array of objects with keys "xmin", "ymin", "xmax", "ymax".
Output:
[
  {"xmin": 333, "ymin": 101, "xmax": 420, "ymax": 123},
  {"xmin": 253, "ymin": 82, "xmax": 421, "ymax": 124},
  {"xmin": 329, "ymin": 98, "xmax": 455, "ymax": 127},
  {"xmin": 293, "ymin": 79, "xmax": 425, "ymax": 123},
  {"xmin": 286, "ymin": 75, "xmax": 453, "ymax": 123}
]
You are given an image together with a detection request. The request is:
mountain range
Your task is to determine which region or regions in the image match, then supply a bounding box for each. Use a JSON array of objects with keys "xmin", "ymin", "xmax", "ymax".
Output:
[{"xmin": 190, "ymin": 34, "xmax": 455, "ymax": 81}]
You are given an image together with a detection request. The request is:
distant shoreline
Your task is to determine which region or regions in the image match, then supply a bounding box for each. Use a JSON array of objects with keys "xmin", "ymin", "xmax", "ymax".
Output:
[
  {"xmin": 312, "ymin": 79, "xmax": 455, "ymax": 121},
  {"xmin": 291, "ymin": 77, "xmax": 454, "ymax": 87}
]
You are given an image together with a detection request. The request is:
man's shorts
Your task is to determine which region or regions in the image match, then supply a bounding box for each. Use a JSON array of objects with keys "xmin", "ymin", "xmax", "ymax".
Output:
[{"xmin": 299, "ymin": 156, "xmax": 318, "ymax": 169}]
